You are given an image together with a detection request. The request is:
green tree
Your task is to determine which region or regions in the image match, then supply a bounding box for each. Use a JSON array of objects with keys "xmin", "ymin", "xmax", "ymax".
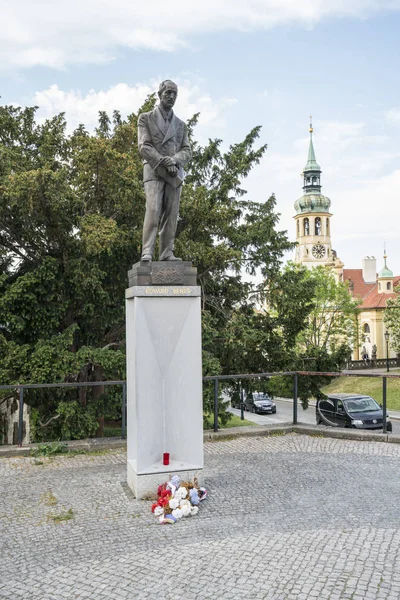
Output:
[
  {"xmin": 293, "ymin": 266, "xmax": 360, "ymax": 407},
  {"xmin": 0, "ymin": 102, "xmax": 316, "ymax": 437},
  {"xmin": 297, "ymin": 267, "xmax": 359, "ymax": 353},
  {"xmin": 384, "ymin": 284, "xmax": 400, "ymax": 354},
  {"xmin": 0, "ymin": 104, "xmax": 141, "ymax": 439}
]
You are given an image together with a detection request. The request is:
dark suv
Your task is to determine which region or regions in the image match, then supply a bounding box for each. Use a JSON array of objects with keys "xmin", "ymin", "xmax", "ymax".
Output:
[{"xmin": 316, "ymin": 393, "xmax": 392, "ymax": 432}]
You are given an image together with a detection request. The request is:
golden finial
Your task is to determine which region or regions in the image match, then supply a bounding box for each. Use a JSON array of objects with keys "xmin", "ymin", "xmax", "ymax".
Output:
[
  {"xmin": 309, "ymin": 115, "xmax": 313, "ymax": 133},
  {"xmin": 384, "ymin": 242, "xmax": 387, "ymax": 261}
]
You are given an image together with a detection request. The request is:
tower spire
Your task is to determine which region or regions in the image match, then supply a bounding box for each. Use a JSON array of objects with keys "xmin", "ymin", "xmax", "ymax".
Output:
[
  {"xmin": 305, "ymin": 117, "xmax": 320, "ymax": 172},
  {"xmin": 378, "ymin": 243, "xmax": 393, "ymax": 280},
  {"xmin": 303, "ymin": 117, "xmax": 321, "ymax": 192}
]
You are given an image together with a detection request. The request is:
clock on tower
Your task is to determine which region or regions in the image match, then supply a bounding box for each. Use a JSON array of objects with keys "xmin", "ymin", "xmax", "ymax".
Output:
[{"xmin": 312, "ymin": 244, "xmax": 326, "ymax": 259}]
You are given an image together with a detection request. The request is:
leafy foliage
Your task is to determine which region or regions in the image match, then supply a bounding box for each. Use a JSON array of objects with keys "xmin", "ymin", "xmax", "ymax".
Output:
[
  {"xmin": 270, "ymin": 266, "xmax": 360, "ymax": 408},
  {"xmin": 384, "ymin": 284, "xmax": 400, "ymax": 355},
  {"xmin": 0, "ymin": 101, "xmax": 316, "ymax": 437}
]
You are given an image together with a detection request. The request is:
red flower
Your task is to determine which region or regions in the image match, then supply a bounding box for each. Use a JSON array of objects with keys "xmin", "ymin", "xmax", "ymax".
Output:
[
  {"xmin": 151, "ymin": 502, "xmax": 158, "ymax": 513},
  {"xmin": 157, "ymin": 483, "xmax": 167, "ymax": 497}
]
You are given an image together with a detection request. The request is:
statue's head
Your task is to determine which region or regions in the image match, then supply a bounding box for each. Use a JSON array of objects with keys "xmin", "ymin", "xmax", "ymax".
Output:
[{"xmin": 158, "ymin": 80, "xmax": 178, "ymax": 111}]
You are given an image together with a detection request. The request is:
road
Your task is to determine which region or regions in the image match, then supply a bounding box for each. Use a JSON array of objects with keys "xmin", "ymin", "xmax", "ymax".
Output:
[{"xmin": 229, "ymin": 397, "xmax": 400, "ymax": 434}]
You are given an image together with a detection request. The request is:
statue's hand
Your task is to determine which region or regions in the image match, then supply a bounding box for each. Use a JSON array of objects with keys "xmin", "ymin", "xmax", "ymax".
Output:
[
  {"xmin": 167, "ymin": 166, "xmax": 178, "ymax": 177},
  {"xmin": 160, "ymin": 156, "xmax": 175, "ymax": 168}
]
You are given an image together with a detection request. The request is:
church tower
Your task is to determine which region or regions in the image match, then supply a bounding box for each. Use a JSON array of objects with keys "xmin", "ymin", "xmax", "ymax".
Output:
[{"xmin": 294, "ymin": 119, "xmax": 343, "ymax": 276}]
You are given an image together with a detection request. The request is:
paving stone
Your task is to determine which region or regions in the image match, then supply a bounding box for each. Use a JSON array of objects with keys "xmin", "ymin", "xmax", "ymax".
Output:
[{"xmin": 1, "ymin": 435, "xmax": 400, "ymax": 599}]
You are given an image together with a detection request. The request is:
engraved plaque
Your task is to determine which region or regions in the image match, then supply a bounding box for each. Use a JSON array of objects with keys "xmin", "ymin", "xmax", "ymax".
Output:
[{"xmin": 151, "ymin": 263, "xmax": 185, "ymax": 285}]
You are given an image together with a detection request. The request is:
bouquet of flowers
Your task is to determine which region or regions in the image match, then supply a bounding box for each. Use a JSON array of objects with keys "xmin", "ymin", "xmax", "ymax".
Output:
[{"xmin": 151, "ymin": 475, "xmax": 207, "ymax": 524}]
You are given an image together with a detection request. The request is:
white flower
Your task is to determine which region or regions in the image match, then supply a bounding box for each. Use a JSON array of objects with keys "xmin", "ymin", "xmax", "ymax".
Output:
[
  {"xmin": 154, "ymin": 506, "xmax": 164, "ymax": 517},
  {"xmin": 172, "ymin": 508, "xmax": 183, "ymax": 519},
  {"xmin": 181, "ymin": 504, "xmax": 190, "ymax": 517},
  {"xmin": 177, "ymin": 486, "xmax": 187, "ymax": 499},
  {"xmin": 180, "ymin": 499, "xmax": 190, "ymax": 508},
  {"xmin": 190, "ymin": 506, "xmax": 199, "ymax": 516},
  {"xmin": 159, "ymin": 515, "xmax": 165, "ymax": 523},
  {"xmin": 166, "ymin": 483, "xmax": 176, "ymax": 496},
  {"xmin": 169, "ymin": 498, "xmax": 179, "ymax": 510}
]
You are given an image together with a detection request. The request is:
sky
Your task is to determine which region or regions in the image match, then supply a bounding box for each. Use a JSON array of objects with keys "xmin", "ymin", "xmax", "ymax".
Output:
[{"xmin": 1, "ymin": 0, "xmax": 400, "ymax": 275}]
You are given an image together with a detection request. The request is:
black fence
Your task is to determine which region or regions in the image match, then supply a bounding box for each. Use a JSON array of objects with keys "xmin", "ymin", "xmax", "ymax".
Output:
[
  {"xmin": 204, "ymin": 370, "xmax": 400, "ymax": 434},
  {"xmin": 1, "ymin": 370, "xmax": 400, "ymax": 446},
  {"xmin": 0, "ymin": 380, "xmax": 126, "ymax": 446},
  {"xmin": 347, "ymin": 358, "xmax": 400, "ymax": 370}
]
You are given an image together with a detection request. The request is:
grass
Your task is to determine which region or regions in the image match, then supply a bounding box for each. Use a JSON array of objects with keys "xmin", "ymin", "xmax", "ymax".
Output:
[
  {"xmin": 49, "ymin": 508, "xmax": 74, "ymax": 524},
  {"xmin": 41, "ymin": 491, "xmax": 58, "ymax": 507},
  {"xmin": 30, "ymin": 443, "xmax": 114, "ymax": 459},
  {"xmin": 204, "ymin": 414, "xmax": 257, "ymax": 429},
  {"xmin": 31, "ymin": 442, "xmax": 68, "ymax": 457},
  {"xmin": 224, "ymin": 414, "xmax": 257, "ymax": 428},
  {"xmin": 322, "ymin": 375, "xmax": 400, "ymax": 411}
]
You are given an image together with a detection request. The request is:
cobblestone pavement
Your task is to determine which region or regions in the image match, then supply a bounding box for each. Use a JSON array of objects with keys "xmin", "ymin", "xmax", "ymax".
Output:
[{"xmin": 2, "ymin": 434, "xmax": 400, "ymax": 600}]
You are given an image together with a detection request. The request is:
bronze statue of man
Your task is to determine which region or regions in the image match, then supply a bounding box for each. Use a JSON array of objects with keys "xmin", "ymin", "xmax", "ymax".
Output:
[{"xmin": 138, "ymin": 80, "xmax": 192, "ymax": 262}]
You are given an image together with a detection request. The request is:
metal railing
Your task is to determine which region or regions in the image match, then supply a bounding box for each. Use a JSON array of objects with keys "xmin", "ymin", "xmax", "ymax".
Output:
[
  {"xmin": 347, "ymin": 358, "xmax": 400, "ymax": 370},
  {"xmin": 2, "ymin": 370, "xmax": 400, "ymax": 446},
  {"xmin": 0, "ymin": 380, "xmax": 126, "ymax": 446},
  {"xmin": 204, "ymin": 370, "xmax": 400, "ymax": 433}
]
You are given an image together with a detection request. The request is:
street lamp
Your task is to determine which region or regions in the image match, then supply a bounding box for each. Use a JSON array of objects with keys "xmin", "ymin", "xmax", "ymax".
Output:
[{"xmin": 384, "ymin": 330, "xmax": 390, "ymax": 372}]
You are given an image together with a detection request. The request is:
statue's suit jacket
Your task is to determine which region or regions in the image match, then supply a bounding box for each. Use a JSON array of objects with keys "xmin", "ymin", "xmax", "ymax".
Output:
[{"xmin": 137, "ymin": 107, "xmax": 192, "ymax": 183}]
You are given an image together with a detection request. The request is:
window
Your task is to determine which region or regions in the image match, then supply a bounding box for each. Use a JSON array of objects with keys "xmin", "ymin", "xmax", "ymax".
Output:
[
  {"xmin": 319, "ymin": 399, "xmax": 334, "ymax": 412},
  {"xmin": 297, "ymin": 221, "xmax": 300, "ymax": 236},
  {"xmin": 363, "ymin": 323, "xmax": 370, "ymax": 334},
  {"xmin": 326, "ymin": 218, "xmax": 329, "ymax": 234},
  {"xmin": 387, "ymin": 282, "xmax": 391, "ymax": 291},
  {"xmin": 315, "ymin": 217, "xmax": 321, "ymax": 235},
  {"xmin": 304, "ymin": 218, "xmax": 310, "ymax": 236}
]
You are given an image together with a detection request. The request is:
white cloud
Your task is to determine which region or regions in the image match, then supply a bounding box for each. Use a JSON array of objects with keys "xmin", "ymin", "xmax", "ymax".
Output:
[
  {"xmin": 386, "ymin": 108, "xmax": 400, "ymax": 124},
  {"xmin": 331, "ymin": 168, "xmax": 400, "ymax": 272},
  {"xmin": 32, "ymin": 80, "xmax": 237, "ymax": 132},
  {"xmin": 244, "ymin": 115, "xmax": 400, "ymax": 272},
  {"xmin": 1, "ymin": 0, "xmax": 400, "ymax": 69}
]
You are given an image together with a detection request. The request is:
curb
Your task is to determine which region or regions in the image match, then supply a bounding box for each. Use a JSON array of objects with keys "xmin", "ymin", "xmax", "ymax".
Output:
[
  {"xmin": 0, "ymin": 437, "xmax": 126, "ymax": 458},
  {"xmin": 2, "ymin": 424, "xmax": 399, "ymax": 458}
]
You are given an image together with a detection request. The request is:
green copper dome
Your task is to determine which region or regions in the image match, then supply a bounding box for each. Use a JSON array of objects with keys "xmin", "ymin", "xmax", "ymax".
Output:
[
  {"xmin": 378, "ymin": 254, "xmax": 393, "ymax": 278},
  {"xmin": 294, "ymin": 192, "xmax": 331, "ymax": 215}
]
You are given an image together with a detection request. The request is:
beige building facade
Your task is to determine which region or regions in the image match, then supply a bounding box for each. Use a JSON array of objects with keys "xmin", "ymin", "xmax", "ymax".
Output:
[{"xmin": 343, "ymin": 256, "xmax": 399, "ymax": 361}]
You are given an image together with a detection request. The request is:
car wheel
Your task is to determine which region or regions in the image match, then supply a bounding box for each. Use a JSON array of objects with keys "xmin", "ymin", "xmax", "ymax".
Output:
[
  {"xmin": 272, "ymin": 409, "xmax": 276, "ymax": 414},
  {"xmin": 387, "ymin": 422, "xmax": 393, "ymax": 433}
]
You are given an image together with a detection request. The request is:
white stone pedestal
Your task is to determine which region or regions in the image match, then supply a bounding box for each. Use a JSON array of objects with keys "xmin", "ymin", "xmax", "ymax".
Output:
[{"xmin": 125, "ymin": 285, "xmax": 203, "ymax": 499}]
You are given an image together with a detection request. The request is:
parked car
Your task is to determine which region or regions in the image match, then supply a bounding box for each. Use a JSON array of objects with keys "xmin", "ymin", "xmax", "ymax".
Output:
[
  {"xmin": 316, "ymin": 393, "xmax": 392, "ymax": 432},
  {"xmin": 244, "ymin": 392, "xmax": 276, "ymax": 414}
]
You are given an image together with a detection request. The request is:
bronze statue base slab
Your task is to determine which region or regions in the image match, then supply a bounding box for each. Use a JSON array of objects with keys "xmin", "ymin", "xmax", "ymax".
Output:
[{"xmin": 128, "ymin": 261, "xmax": 197, "ymax": 287}]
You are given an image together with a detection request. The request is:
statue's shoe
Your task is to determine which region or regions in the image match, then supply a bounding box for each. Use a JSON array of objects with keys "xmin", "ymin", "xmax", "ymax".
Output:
[
  {"xmin": 141, "ymin": 254, "xmax": 152, "ymax": 262},
  {"xmin": 161, "ymin": 255, "xmax": 182, "ymax": 261}
]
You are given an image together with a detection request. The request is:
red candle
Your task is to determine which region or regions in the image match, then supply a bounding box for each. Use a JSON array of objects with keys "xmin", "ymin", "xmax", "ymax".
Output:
[{"xmin": 163, "ymin": 452, "xmax": 170, "ymax": 466}]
